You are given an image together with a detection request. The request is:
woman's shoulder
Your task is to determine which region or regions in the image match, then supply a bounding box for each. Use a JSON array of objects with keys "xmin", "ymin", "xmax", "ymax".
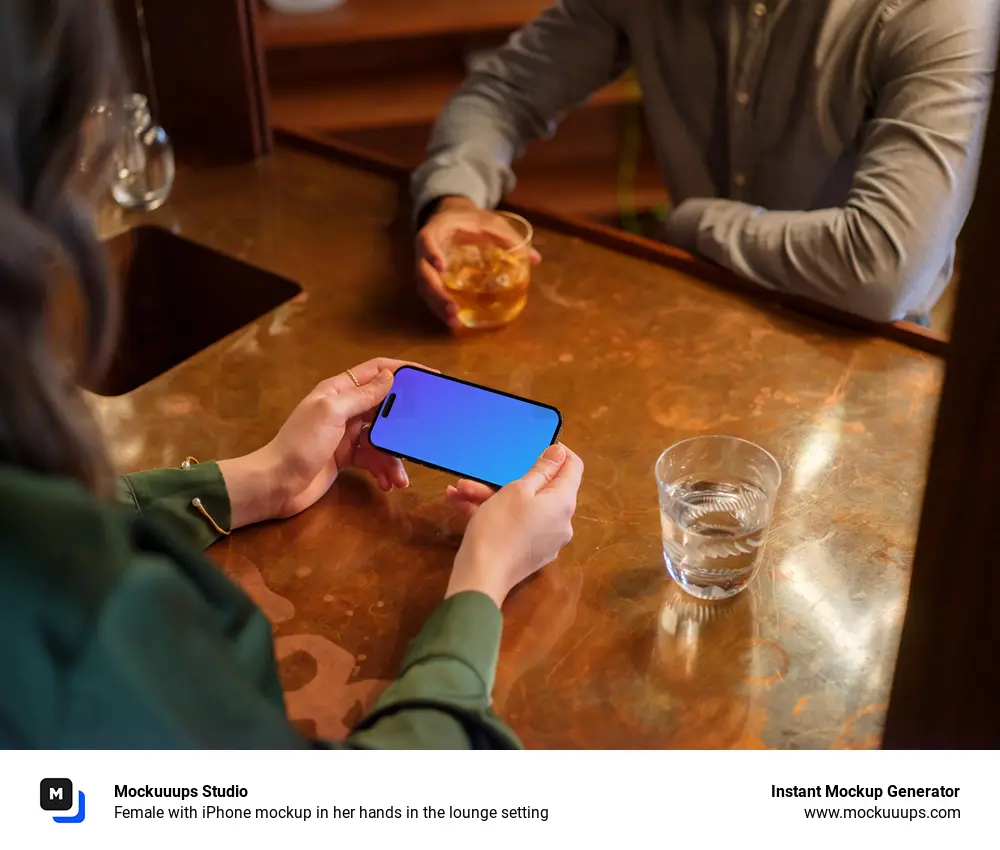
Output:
[
  {"xmin": 0, "ymin": 465, "xmax": 131, "ymax": 603},
  {"xmin": 0, "ymin": 465, "xmax": 292, "ymax": 748}
]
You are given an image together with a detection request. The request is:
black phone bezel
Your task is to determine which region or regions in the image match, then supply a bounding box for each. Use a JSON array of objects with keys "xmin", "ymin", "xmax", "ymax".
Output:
[{"xmin": 367, "ymin": 365, "xmax": 563, "ymax": 489}]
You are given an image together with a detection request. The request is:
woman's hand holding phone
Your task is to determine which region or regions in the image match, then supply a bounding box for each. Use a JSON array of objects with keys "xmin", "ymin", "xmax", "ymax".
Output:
[
  {"xmin": 218, "ymin": 357, "xmax": 424, "ymax": 528},
  {"xmin": 445, "ymin": 444, "xmax": 584, "ymax": 609},
  {"xmin": 216, "ymin": 353, "xmax": 583, "ymax": 605}
]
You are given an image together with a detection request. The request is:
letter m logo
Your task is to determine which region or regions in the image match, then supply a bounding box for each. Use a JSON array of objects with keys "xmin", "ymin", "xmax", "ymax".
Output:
[{"xmin": 40, "ymin": 779, "xmax": 74, "ymax": 812}]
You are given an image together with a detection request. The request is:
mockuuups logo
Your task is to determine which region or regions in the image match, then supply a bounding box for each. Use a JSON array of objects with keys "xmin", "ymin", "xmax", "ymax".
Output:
[{"xmin": 40, "ymin": 779, "xmax": 86, "ymax": 823}]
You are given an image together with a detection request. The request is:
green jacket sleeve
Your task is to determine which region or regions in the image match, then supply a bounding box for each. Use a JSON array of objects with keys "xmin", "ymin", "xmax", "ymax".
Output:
[
  {"xmin": 111, "ymin": 473, "xmax": 519, "ymax": 747},
  {"xmin": 117, "ymin": 463, "xmax": 231, "ymax": 551},
  {"xmin": 1, "ymin": 466, "xmax": 522, "ymax": 749},
  {"xmin": 343, "ymin": 591, "xmax": 522, "ymax": 750}
]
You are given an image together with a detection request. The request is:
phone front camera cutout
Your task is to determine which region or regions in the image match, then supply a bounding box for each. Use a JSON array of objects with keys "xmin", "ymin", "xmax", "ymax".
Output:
[{"xmin": 382, "ymin": 393, "xmax": 396, "ymax": 418}]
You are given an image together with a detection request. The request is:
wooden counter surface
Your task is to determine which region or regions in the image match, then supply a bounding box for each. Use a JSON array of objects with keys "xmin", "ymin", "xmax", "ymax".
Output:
[{"xmin": 94, "ymin": 147, "xmax": 943, "ymax": 749}]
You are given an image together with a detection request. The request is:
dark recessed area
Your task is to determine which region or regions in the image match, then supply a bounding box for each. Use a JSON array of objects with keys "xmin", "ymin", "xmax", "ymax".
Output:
[{"xmin": 90, "ymin": 226, "xmax": 301, "ymax": 396}]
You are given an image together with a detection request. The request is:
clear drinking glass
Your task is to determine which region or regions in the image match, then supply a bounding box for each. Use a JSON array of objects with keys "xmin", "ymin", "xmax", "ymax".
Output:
[
  {"xmin": 442, "ymin": 211, "xmax": 533, "ymax": 329},
  {"xmin": 655, "ymin": 436, "xmax": 781, "ymax": 600},
  {"xmin": 110, "ymin": 93, "xmax": 175, "ymax": 212}
]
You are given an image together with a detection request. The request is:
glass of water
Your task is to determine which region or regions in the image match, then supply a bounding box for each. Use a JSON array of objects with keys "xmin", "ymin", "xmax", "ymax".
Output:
[{"xmin": 655, "ymin": 436, "xmax": 781, "ymax": 601}]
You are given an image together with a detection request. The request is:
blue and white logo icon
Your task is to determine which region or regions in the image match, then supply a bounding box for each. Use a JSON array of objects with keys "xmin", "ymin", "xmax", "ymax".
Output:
[{"xmin": 40, "ymin": 778, "xmax": 86, "ymax": 823}]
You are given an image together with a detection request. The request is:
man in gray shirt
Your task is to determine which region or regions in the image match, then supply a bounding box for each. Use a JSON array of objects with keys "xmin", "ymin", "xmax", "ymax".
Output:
[{"xmin": 412, "ymin": 0, "xmax": 997, "ymax": 328}]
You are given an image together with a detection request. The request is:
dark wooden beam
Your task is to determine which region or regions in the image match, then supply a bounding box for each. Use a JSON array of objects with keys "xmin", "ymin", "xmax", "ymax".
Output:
[
  {"xmin": 114, "ymin": 0, "xmax": 271, "ymax": 163},
  {"xmin": 882, "ymin": 32, "xmax": 1000, "ymax": 748}
]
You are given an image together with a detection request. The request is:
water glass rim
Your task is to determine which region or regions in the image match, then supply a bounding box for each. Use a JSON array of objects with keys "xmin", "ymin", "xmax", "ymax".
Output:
[{"xmin": 654, "ymin": 434, "xmax": 782, "ymax": 490}]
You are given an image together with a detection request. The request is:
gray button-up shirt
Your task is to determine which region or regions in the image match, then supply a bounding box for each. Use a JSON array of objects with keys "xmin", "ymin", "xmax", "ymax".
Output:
[{"xmin": 411, "ymin": 0, "xmax": 998, "ymax": 322}]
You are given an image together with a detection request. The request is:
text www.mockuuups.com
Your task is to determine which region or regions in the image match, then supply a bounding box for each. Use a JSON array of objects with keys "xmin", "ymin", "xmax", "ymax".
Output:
[{"xmin": 803, "ymin": 807, "xmax": 960, "ymax": 820}]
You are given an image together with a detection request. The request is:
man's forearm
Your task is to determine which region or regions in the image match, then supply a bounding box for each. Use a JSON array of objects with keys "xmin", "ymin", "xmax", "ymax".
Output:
[
  {"xmin": 410, "ymin": 0, "xmax": 629, "ymax": 216},
  {"xmin": 664, "ymin": 199, "xmax": 932, "ymax": 322}
]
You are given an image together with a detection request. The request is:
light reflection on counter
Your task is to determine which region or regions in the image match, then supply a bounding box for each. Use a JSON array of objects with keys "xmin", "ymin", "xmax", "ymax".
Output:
[
  {"xmin": 792, "ymin": 405, "xmax": 843, "ymax": 493},
  {"xmin": 87, "ymin": 392, "xmax": 146, "ymax": 468},
  {"xmin": 776, "ymin": 529, "xmax": 904, "ymax": 684},
  {"xmin": 781, "ymin": 547, "xmax": 875, "ymax": 672}
]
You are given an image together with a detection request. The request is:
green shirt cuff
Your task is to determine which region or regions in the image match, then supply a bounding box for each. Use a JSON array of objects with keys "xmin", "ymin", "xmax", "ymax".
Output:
[
  {"xmin": 399, "ymin": 591, "xmax": 502, "ymax": 693},
  {"xmin": 117, "ymin": 463, "xmax": 232, "ymax": 551},
  {"xmin": 348, "ymin": 591, "xmax": 518, "ymax": 748}
]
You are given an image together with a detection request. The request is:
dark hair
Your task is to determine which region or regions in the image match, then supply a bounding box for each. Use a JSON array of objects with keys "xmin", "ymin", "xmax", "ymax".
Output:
[{"xmin": 0, "ymin": 0, "xmax": 123, "ymax": 494}]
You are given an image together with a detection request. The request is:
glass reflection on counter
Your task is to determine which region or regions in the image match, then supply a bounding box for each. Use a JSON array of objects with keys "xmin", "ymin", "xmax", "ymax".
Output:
[
  {"xmin": 654, "ymin": 583, "xmax": 755, "ymax": 685},
  {"xmin": 650, "ymin": 584, "xmax": 760, "ymax": 748}
]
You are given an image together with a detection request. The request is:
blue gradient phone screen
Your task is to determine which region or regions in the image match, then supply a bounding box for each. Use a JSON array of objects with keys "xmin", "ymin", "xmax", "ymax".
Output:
[{"xmin": 369, "ymin": 367, "xmax": 561, "ymax": 487}]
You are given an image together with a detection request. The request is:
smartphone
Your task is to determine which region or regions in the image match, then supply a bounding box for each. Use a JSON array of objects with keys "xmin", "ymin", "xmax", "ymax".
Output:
[{"xmin": 368, "ymin": 366, "xmax": 563, "ymax": 488}]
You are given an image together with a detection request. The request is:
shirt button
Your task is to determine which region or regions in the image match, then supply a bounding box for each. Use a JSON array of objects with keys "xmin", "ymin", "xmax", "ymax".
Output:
[
  {"xmin": 753, "ymin": 2, "xmax": 767, "ymax": 16},
  {"xmin": 733, "ymin": 173, "xmax": 747, "ymax": 188},
  {"xmin": 735, "ymin": 91, "xmax": 750, "ymax": 106}
]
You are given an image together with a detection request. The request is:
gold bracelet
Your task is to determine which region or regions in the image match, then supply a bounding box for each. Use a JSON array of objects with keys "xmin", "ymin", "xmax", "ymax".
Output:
[
  {"xmin": 191, "ymin": 497, "xmax": 230, "ymax": 536},
  {"xmin": 180, "ymin": 456, "xmax": 231, "ymax": 536}
]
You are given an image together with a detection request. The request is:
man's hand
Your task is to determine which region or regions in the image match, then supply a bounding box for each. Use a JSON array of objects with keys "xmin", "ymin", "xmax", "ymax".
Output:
[{"xmin": 415, "ymin": 196, "xmax": 542, "ymax": 331}]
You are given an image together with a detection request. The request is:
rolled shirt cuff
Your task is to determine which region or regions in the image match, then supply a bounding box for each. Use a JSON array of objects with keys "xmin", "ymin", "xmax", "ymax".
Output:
[
  {"xmin": 663, "ymin": 198, "xmax": 718, "ymax": 253},
  {"xmin": 410, "ymin": 157, "xmax": 496, "ymax": 227}
]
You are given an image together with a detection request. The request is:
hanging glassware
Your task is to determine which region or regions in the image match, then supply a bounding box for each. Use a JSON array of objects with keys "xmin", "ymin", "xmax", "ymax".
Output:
[{"xmin": 108, "ymin": 93, "xmax": 175, "ymax": 212}]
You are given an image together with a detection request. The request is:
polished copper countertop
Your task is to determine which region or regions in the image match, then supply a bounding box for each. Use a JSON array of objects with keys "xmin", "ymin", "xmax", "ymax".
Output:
[{"xmin": 94, "ymin": 148, "xmax": 943, "ymax": 749}]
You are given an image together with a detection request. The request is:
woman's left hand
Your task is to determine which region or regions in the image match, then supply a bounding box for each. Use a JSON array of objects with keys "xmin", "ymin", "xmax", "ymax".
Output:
[{"xmin": 218, "ymin": 358, "xmax": 425, "ymax": 528}]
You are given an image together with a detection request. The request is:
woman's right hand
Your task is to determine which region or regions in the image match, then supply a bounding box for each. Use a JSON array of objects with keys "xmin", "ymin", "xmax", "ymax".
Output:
[{"xmin": 444, "ymin": 444, "xmax": 584, "ymax": 609}]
